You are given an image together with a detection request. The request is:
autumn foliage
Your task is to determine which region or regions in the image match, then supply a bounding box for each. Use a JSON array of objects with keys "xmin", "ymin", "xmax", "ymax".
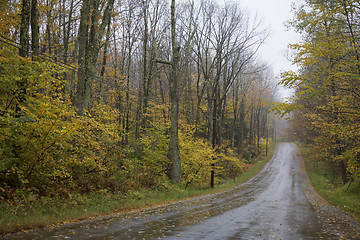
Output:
[
  {"xmin": 278, "ymin": 0, "xmax": 360, "ymax": 184},
  {"xmin": 0, "ymin": 0, "xmax": 275, "ymax": 202}
]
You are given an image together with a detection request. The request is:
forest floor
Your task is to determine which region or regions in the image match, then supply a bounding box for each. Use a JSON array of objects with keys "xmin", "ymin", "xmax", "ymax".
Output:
[{"xmin": 0, "ymin": 145, "xmax": 275, "ymax": 235}]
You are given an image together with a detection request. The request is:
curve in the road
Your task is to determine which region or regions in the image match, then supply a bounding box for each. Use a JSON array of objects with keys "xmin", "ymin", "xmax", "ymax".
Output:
[{"xmin": 3, "ymin": 143, "xmax": 360, "ymax": 240}]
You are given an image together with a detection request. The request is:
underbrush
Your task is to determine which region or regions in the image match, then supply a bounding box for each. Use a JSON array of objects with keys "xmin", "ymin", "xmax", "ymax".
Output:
[
  {"xmin": 298, "ymin": 143, "xmax": 360, "ymax": 223},
  {"xmin": 0, "ymin": 144, "xmax": 275, "ymax": 235}
]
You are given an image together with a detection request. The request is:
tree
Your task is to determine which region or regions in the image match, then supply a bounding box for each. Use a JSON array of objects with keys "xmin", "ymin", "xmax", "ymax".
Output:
[
  {"xmin": 18, "ymin": 0, "xmax": 39, "ymax": 116},
  {"xmin": 0, "ymin": 0, "xmax": 277, "ymax": 201},
  {"xmin": 19, "ymin": 0, "xmax": 30, "ymax": 58},
  {"xmin": 30, "ymin": 0, "xmax": 39, "ymax": 57},
  {"xmin": 75, "ymin": 0, "xmax": 115, "ymax": 114},
  {"xmin": 278, "ymin": 0, "xmax": 360, "ymax": 183},
  {"xmin": 168, "ymin": 0, "xmax": 181, "ymax": 183}
]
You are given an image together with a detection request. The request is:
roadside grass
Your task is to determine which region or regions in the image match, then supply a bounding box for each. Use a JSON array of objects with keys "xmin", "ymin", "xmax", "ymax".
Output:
[
  {"xmin": 298, "ymin": 143, "xmax": 360, "ymax": 223},
  {"xmin": 0, "ymin": 144, "xmax": 275, "ymax": 235}
]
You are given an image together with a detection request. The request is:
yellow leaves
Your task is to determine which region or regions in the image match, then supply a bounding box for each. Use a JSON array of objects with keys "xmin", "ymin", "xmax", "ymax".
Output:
[
  {"xmin": 217, "ymin": 150, "xmax": 246, "ymax": 179},
  {"xmin": 0, "ymin": 57, "xmax": 126, "ymax": 194},
  {"xmin": 270, "ymin": 101, "xmax": 300, "ymax": 118},
  {"xmin": 344, "ymin": 147, "xmax": 360, "ymax": 181},
  {"xmin": 179, "ymin": 124, "xmax": 247, "ymax": 187},
  {"xmin": 179, "ymin": 129, "xmax": 216, "ymax": 186},
  {"xmin": 282, "ymin": 2, "xmax": 360, "ymax": 184},
  {"xmin": 0, "ymin": 1, "xmax": 18, "ymax": 37},
  {"xmin": 279, "ymin": 71, "xmax": 302, "ymax": 89}
]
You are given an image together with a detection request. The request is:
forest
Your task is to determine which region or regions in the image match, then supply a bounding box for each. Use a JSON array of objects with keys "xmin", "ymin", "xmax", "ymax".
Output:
[
  {"xmin": 0, "ymin": 0, "xmax": 278, "ymax": 204},
  {"xmin": 278, "ymin": 0, "xmax": 360, "ymax": 185}
]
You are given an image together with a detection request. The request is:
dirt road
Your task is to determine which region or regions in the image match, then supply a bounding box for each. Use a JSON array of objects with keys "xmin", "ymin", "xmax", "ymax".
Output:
[{"xmin": 4, "ymin": 143, "xmax": 360, "ymax": 239}]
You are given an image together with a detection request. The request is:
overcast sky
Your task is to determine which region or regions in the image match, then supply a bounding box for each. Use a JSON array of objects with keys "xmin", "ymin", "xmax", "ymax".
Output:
[
  {"xmin": 240, "ymin": 0, "xmax": 300, "ymax": 75},
  {"xmin": 238, "ymin": 0, "xmax": 301, "ymax": 99}
]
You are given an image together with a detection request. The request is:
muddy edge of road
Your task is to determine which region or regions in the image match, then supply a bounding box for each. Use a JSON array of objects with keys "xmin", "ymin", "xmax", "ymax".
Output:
[
  {"xmin": 0, "ymin": 143, "xmax": 278, "ymax": 237},
  {"xmin": 294, "ymin": 144, "xmax": 360, "ymax": 238},
  {"xmin": 2, "ymin": 143, "xmax": 360, "ymax": 238}
]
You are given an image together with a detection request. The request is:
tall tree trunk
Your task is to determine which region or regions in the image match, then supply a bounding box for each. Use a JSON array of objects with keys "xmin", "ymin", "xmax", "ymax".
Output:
[
  {"xmin": 20, "ymin": 0, "xmax": 30, "ymax": 57},
  {"xmin": 45, "ymin": 0, "xmax": 52, "ymax": 55},
  {"xmin": 211, "ymin": 96, "xmax": 217, "ymax": 188},
  {"xmin": 140, "ymin": 0, "xmax": 148, "ymax": 130},
  {"xmin": 62, "ymin": 0, "xmax": 74, "ymax": 98},
  {"xmin": 17, "ymin": 0, "xmax": 31, "ymax": 117},
  {"xmin": 99, "ymin": 21, "xmax": 111, "ymax": 102},
  {"xmin": 249, "ymin": 105, "xmax": 254, "ymax": 149},
  {"xmin": 239, "ymin": 97, "xmax": 246, "ymax": 152},
  {"xmin": 256, "ymin": 108, "xmax": 260, "ymax": 154},
  {"xmin": 75, "ymin": 0, "xmax": 114, "ymax": 114},
  {"xmin": 141, "ymin": 0, "xmax": 155, "ymax": 128},
  {"xmin": 124, "ymin": 9, "xmax": 133, "ymax": 143},
  {"xmin": 75, "ymin": 0, "xmax": 90, "ymax": 114},
  {"xmin": 30, "ymin": 0, "xmax": 39, "ymax": 57},
  {"xmin": 168, "ymin": 0, "xmax": 181, "ymax": 184}
]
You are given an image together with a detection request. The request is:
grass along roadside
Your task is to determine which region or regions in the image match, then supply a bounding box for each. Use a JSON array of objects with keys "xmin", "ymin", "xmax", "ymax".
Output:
[
  {"xmin": 0, "ymin": 144, "xmax": 276, "ymax": 235},
  {"xmin": 297, "ymin": 143, "xmax": 360, "ymax": 223}
]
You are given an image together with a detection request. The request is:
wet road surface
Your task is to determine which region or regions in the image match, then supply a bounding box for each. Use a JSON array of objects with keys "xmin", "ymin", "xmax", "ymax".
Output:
[{"xmin": 4, "ymin": 143, "xmax": 360, "ymax": 239}]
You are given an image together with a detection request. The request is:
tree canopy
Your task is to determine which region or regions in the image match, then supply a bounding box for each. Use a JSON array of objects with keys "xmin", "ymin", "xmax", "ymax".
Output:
[
  {"xmin": 0, "ymin": 0, "xmax": 278, "ymax": 201},
  {"xmin": 277, "ymin": 0, "xmax": 360, "ymax": 183}
]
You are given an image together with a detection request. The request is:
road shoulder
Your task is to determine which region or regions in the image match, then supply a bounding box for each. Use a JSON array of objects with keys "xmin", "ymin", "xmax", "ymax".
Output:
[{"xmin": 294, "ymin": 143, "xmax": 360, "ymax": 239}]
